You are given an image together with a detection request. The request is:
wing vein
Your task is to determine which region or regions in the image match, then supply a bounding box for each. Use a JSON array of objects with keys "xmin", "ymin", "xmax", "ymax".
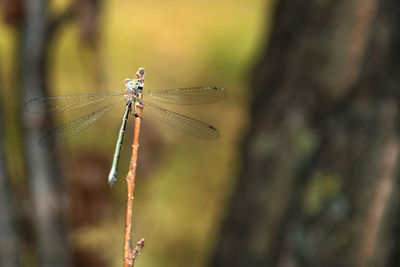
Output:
[
  {"xmin": 39, "ymin": 99, "xmax": 124, "ymax": 147},
  {"xmin": 143, "ymin": 86, "xmax": 225, "ymax": 105},
  {"xmin": 24, "ymin": 91, "xmax": 124, "ymax": 114},
  {"xmin": 144, "ymin": 102, "xmax": 219, "ymax": 140}
]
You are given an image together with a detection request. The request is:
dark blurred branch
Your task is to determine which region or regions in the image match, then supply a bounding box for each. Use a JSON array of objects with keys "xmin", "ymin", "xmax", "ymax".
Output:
[
  {"xmin": 1, "ymin": 0, "xmax": 25, "ymax": 27},
  {"xmin": 46, "ymin": 3, "xmax": 77, "ymax": 40},
  {"xmin": 0, "ymin": 60, "xmax": 20, "ymax": 267},
  {"xmin": 20, "ymin": 0, "xmax": 104, "ymax": 265},
  {"xmin": 76, "ymin": 0, "xmax": 105, "ymax": 88},
  {"xmin": 46, "ymin": 0, "xmax": 102, "ymax": 44},
  {"xmin": 78, "ymin": 0, "xmax": 102, "ymax": 46},
  {"xmin": 1, "ymin": 0, "xmax": 105, "ymax": 265},
  {"xmin": 21, "ymin": 0, "xmax": 69, "ymax": 266}
]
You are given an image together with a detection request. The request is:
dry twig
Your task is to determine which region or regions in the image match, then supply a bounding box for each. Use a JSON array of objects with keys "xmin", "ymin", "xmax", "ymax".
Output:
[{"xmin": 123, "ymin": 69, "xmax": 145, "ymax": 267}]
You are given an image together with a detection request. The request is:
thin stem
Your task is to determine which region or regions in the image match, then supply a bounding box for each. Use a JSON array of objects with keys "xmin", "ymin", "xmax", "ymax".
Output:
[{"xmin": 123, "ymin": 68, "xmax": 145, "ymax": 267}]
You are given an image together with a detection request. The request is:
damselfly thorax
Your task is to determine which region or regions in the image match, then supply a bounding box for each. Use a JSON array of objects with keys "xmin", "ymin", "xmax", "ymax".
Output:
[{"xmin": 124, "ymin": 71, "xmax": 145, "ymax": 115}]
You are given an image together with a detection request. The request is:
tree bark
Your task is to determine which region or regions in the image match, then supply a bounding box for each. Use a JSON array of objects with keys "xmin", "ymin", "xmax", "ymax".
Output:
[{"xmin": 211, "ymin": 0, "xmax": 400, "ymax": 266}]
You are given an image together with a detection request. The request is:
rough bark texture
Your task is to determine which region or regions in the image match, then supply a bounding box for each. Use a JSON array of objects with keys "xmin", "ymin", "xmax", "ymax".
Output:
[{"xmin": 211, "ymin": 0, "xmax": 400, "ymax": 266}]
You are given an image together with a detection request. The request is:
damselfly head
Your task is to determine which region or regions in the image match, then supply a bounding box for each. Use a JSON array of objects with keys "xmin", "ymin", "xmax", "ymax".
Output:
[{"xmin": 136, "ymin": 68, "xmax": 145, "ymax": 88}]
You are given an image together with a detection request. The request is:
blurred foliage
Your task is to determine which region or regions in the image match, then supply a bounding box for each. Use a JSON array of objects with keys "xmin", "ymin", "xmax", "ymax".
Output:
[{"xmin": 0, "ymin": 0, "xmax": 272, "ymax": 266}]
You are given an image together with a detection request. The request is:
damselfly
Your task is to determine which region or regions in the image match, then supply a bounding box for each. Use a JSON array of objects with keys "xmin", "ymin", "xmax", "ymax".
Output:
[{"xmin": 24, "ymin": 68, "xmax": 226, "ymax": 185}]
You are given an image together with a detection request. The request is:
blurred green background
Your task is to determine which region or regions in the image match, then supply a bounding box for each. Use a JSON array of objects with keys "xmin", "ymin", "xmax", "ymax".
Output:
[{"xmin": 0, "ymin": 0, "xmax": 271, "ymax": 266}]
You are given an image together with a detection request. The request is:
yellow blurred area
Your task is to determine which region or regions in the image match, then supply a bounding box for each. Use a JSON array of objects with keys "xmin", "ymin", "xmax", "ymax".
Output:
[{"xmin": 0, "ymin": 0, "xmax": 271, "ymax": 266}]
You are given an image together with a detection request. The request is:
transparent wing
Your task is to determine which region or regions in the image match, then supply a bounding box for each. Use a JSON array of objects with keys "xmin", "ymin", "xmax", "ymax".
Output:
[
  {"xmin": 24, "ymin": 91, "xmax": 125, "ymax": 114},
  {"xmin": 144, "ymin": 102, "xmax": 220, "ymax": 140},
  {"xmin": 39, "ymin": 99, "xmax": 124, "ymax": 147},
  {"xmin": 143, "ymin": 86, "xmax": 226, "ymax": 105}
]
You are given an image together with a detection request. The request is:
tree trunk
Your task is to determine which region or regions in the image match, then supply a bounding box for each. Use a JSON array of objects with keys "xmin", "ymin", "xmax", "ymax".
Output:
[
  {"xmin": 19, "ymin": 0, "xmax": 104, "ymax": 265},
  {"xmin": 21, "ymin": 1, "xmax": 70, "ymax": 266},
  {"xmin": 0, "ymin": 60, "xmax": 20, "ymax": 267},
  {"xmin": 211, "ymin": 0, "xmax": 400, "ymax": 266}
]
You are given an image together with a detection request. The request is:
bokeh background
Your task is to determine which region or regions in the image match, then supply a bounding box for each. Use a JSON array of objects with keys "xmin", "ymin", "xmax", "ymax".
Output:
[
  {"xmin": 2, "ymin": 0, "xmax": 400, "ymax": 267},
  {"xmin": 0, "ymin": 0, "xmax": 269, "ymax": 266}
]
